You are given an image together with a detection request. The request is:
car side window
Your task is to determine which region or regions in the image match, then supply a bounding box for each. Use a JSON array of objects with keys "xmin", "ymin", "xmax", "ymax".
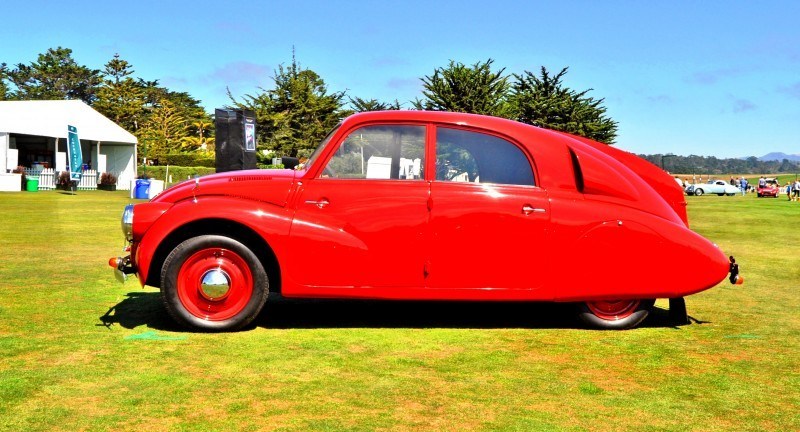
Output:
[
  {"xmin": 323, "ymin": 125, "xmax": 425, "ymax": 180},
  {"xmin": 435, "ymin": 127, "xmax": 534, "ymax": 186}
]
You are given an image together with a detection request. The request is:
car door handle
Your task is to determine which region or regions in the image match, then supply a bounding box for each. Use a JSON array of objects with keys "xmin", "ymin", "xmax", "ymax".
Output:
[
  {"xmin": 522, "ymin": 204, "xmax": 546, "ymax": 215},
  {"xmin": 305, "ymin": 198, "xmax": 330, "ymax": 209}
]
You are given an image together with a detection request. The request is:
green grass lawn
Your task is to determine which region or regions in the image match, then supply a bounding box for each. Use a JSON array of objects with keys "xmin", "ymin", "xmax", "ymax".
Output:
[{"xmin": 0, "ymin": 190, "xmax": 797, "ymax": 431}]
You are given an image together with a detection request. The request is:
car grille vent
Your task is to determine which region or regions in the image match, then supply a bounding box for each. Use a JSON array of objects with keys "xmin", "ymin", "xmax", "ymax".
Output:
[{"xmin": 228, "ymin": 176, "xmax": 273, "ymax": 182}]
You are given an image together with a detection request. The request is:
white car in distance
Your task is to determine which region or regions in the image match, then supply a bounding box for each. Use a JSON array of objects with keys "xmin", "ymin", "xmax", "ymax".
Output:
[{"xmin": 685, "ymin": 180, "xmax": 741, "ymax": 196}]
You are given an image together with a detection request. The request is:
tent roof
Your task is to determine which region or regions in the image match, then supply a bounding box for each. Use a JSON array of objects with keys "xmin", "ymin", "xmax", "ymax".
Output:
[{"xmin": 0, "ymin": 100, "xmax": 137, "ymax": 144}]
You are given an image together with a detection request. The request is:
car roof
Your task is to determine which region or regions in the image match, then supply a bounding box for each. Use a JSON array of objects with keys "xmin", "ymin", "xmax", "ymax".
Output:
[
  {"xmin": 342, "ymin": 110, "xmax": 542, "ymax": 138},
  {"xmin": 333, "ymin": 110, "xmax": 687, "ymax": 226}
]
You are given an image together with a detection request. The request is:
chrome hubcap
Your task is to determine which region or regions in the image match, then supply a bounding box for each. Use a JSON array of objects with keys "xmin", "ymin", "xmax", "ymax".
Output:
[{"xmin": 199, "ymin": 268, "xmax": 231, "ymax": 301}]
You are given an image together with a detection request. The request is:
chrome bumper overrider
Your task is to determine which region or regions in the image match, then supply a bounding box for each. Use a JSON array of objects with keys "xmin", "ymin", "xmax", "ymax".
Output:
[
  {"xmin": 729, "ymin": 256, "xmax": 743, "ymax": 285},
  {"xmin": 110, "ymin": 255, "xmax": 136, "ymax": 283}
]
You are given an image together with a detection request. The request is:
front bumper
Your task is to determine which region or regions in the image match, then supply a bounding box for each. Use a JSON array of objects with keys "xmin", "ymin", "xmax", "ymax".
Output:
[
  {"xmin": 729, "ymin": 256, "xmax": 743, "ymax": 285},
  {"xmin": 110, "ymin": 255, "xmax": 137, "ymax": 283}
]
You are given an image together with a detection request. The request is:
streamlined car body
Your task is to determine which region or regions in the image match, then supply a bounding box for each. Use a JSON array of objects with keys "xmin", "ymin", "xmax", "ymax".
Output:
[
  {"xmin": 111, "ymin": 111, "xmax": 737, "ymax": 331},
  {"xmin": 685, "ymin": 180, "xmax": 740, "ymax": 196}
]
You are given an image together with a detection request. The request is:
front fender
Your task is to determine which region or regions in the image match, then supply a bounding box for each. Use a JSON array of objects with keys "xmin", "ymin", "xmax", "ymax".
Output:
[{"xmin": 134, "ymin": 196, "xmax": 293, "ymax": 288}]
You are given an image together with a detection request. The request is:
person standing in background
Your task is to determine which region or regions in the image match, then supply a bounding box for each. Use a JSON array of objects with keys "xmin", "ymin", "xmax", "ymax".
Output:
[{"xmin": 794, "ymin": 179, "xmax": 800, "ymax": 201}]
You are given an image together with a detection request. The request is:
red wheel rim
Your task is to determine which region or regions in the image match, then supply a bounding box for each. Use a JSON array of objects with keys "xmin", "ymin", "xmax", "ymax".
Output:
[
  {"xmin": 177, "ymin": 247, "xmax": 253, "ymax": 321},
  {"xmin": 586, "ymin": 300, "xmax": 640, "ymax": 321}
]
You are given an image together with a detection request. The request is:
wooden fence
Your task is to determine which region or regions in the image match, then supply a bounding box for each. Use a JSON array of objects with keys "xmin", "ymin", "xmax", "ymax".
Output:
[
  {"xmin": 23, "ymin": 168, "xmax": 102, "ymax": 191},
  {"xmin": 77, "ymin": 170, "xmax": 99, "ymax": 190},
  {"xmin": 24, "ymin": 168, "xmax": 56, "ymax": 190}
]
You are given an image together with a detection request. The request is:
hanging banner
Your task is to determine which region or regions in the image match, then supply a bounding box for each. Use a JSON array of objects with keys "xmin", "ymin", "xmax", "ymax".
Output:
[{"xmin": 66, "ymin": 125, "xmax": 82, "ymax": 181}]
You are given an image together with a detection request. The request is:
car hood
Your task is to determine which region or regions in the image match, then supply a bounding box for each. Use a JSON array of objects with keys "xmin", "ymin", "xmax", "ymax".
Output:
[{"xmin": 151, "ymin": 169, "xmax": 298, "ymax": 206}]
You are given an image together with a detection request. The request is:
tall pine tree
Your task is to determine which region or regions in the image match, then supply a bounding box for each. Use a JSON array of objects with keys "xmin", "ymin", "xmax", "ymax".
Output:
[
  {"xmin": 0, "ymin": 63, "xmax": 9, "ymax": 100},
  {"xmin": 349, "ymin": 96, "xmax": 401, "ymax": 112},
  {"xmin": 5, "ymin": 47, "xmax": 102, "ymax": 104},
  {"xmin": 510, "ymin": 67, "xmax": 617, "ymax": 144},
  {"xmin": 414, "ymin": 60, "xmax": 618, "ymax": 144},
  {"xmin": 413, "ymin": 59, "xmax": 510, "ymax": 117},
  {"xmin": 229, "ymin": 54, "xmax": 345, "ymax": 157},
  {"xmin": 94, "ymin": 54, "xmax": 145, "ymax": 133}
]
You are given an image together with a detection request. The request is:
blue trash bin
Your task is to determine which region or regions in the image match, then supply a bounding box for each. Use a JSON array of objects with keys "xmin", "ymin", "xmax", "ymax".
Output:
[{"xmin": 134, "ymin": 179, "xmax": 151, "ymax": 199}]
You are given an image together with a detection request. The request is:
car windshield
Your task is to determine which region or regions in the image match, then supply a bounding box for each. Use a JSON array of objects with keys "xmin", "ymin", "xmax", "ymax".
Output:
[{"xmin": 298, "ymin": 124, "xmax": 341, "ymax": 171}]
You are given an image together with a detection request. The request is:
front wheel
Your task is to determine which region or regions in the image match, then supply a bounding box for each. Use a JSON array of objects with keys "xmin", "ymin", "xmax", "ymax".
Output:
[
  {"xmin": 161, "ymin": 235, "xmax": 269, "ymax": 331},
  {"xmin": 578, "ymin": 299, "xmax": 655, "ymax": 330},
  {"xmin": 694, "ymin": 188, "xmax": 704, "ymax": 196}
]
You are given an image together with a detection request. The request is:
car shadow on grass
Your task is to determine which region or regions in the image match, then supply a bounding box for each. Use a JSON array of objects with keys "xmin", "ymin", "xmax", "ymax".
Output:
[
  {"xmin": 257, "ymin": 295, "xmax": 584, "ymax": 329},
  {"xmin": 648, "ymin": 305, "xmax": 711, "ymax": 328},
  {"xmin": 98, "ymin": 291, "xmax": 184, "ymax": 332},
  {"xmin": 99, "ymin": 292, "xmax": 706, "ymax": 331}
]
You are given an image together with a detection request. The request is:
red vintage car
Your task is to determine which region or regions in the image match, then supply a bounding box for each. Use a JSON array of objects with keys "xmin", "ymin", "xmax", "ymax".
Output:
[
  {"xmin": 757, "ymin": 178, "xmax": 779, "ymax": 198},
  {"xmin": 110, "ymin": 111, "xmax": 740, "ymax": 331}
]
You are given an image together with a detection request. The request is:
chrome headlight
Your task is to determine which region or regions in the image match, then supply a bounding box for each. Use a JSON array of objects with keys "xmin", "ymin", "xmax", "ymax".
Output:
[{"xmin": 121, "ymin": 204, "xmax": 134, "ymax": 242}]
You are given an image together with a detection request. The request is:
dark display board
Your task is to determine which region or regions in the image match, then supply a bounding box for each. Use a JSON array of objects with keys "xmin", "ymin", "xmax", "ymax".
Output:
[{"xmin": 215, "ymin": 109, "xmax": 257, "ymax": 172}]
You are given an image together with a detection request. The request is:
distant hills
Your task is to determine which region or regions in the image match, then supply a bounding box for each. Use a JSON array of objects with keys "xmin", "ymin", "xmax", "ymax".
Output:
[
  {"xmin": 758, "ymin": 152, "xmax": 800, "ymax": 162},
  {"xmin": 637, "ymin": 153, "xmax": 800, "ymax": 175}
]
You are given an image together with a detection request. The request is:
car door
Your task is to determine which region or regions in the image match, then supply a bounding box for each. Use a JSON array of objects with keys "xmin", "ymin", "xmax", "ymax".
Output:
[
  {"xmin": 287, "ymin": 124, "xmax": 429, "ymax": 290},
  {"xmin": 426, "ymin": 127, "xmax": 551, "ymax": 292}
]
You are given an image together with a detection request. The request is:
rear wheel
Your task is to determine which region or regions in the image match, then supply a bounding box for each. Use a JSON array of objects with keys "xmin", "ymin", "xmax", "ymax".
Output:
[
  {"xmin": 578, "ymin": 299, "xmax": 655, "ymax": 330},
  {"xmin": 694, "ymin": 188, "xmax": 704, "ymax": 196},
  {"xmin": 161, "ymin": 235, "xmax": 268, "ymax": 331}
]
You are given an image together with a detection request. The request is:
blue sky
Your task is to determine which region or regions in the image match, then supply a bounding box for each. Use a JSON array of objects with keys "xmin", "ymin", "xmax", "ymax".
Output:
[{"xmin": 1, "ymin": 0, "xmax": 798, "ymax": 158}]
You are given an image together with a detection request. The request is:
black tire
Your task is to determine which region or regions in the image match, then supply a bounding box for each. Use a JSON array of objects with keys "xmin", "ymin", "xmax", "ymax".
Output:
[
  {"xmin": 694, "ymin": 188, "xmax": 704, "ymax": 196},
  {"xmin": 577, "ymin": 299, "xmax": 655, "ymax": 330},
  {"xmin": 161, "ymin": 235, "xmax": 268, "ymax": 331},
  {"xmin": 717, "ymin": 193, "xmax": 724, "ymax": 196}
]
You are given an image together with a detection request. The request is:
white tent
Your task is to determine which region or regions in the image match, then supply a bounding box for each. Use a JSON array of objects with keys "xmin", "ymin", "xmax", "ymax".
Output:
[{"xmin": 0, "ymin": 100, "xmax": 137, "ymax": 188}]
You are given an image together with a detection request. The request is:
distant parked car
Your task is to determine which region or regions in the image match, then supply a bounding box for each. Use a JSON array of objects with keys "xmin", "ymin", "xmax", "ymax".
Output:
[
  {"xmin": 757, "ymin": 178, "xmax": 779, "ymax": 198},
  {"xmin": 685, "ymin": 180, "xmax": 740, "ymax": 196}
]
